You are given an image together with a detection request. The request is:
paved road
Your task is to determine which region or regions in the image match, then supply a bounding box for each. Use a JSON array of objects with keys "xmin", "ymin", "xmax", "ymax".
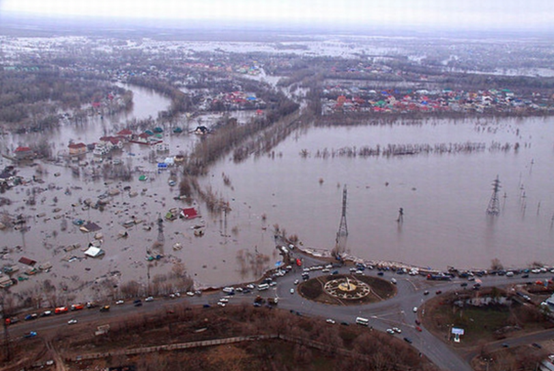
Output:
[{"xmin": 4, "ymin": 251, "xmax": 554, "ymax": 371}]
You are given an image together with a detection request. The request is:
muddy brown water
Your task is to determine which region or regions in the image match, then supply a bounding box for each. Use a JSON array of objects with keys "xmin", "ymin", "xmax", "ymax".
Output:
[{"xmin": 1, "ymin": 87, "xmax": 554, "ymax": 302}]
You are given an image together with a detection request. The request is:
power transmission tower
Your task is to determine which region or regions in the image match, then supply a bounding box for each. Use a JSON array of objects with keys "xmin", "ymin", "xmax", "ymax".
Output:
[
  {"xmin": 486, "ymin": 176, "xmax": 501, "ymax": 215},
  {"xmin": 335, "ymin": 185, "xmax": 348, "ymax": 253}
]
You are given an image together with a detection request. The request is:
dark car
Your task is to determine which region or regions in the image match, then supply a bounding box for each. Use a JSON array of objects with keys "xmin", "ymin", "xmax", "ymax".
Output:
[
  {"xmin": 423, "ymin": 290, "xmax": 429, "ymax": 295},
  {"xmin": 460, "ymin": 282, "xmax": 468, "ymax": 287},
  {"xmin": 532, "ymin": 343, "xmax": 542, "ymax": 349},
  {"xmin": 502, "ymin": 343, "xmax": 509, "ymax": 348},
  {"xmin": 435, "ymin": 290, "xmax": 442, "ymax": 295},
  {"xmin": 415, "ymin": 319, "xmax": 421, "ymax": 325},
  {"xmin": 203, "ymin": 304, "xmax": 211, "ymax": 308},
  {"xmin": 340, "ymin": 321, "xmax": 349, "ymax": 326},
  {"xmin": 522, "ymin": 274, "xmax": 529, "ymax": 278},
  {"xmin": 404, "ymin": 337, "xmax": 413, "ymax": 344},
  {"xmin": 377, "ymin": 272, "xmax": 384, "ymax": 276}
]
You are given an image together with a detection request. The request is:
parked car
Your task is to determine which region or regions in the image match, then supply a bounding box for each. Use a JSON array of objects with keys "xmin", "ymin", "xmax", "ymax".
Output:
[
  {"xmin": 404, "ymin": 337, "xmax": 413, "ymax": 344},
  {"xmin": 145, "ymin": 296, "xmax": 154, "ymax": 302},
  {"xmin": 115, "ymin": 300, "xmax": 124, "ymax": 305},
  {"xmin": 326, "ymin": 319, "xmax": 336, "ymax": 324},
  {"xmin": 23, "ymin": 331, "xmax": 37, "ymax": 338},
  {"xmin": 68, "ymin": 319, "xmax": 78, "ymax": 325}
]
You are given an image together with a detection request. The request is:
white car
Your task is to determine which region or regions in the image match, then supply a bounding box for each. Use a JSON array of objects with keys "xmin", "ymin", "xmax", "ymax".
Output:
[
  {"xmin": 294, "ymin": 279, "xmax": 299, "ymax": 285},
  {"xmin": 290, "ymin": 288, "xmax": 295, "ymax": 294},
  {"xmin": 413, "ymin": 307, "xmax": 418, "ymax": 313},
  {"xmin": 145, "ymin": 296, "xmax": 154, "ymax": 302},
  {"xmin": 386, "ymin": 328, "xmax": 395, "ymax": 334},
  {"xmin": 217, "ymin": 302, "xmax": 226, "ymax": 307},
  {"xmin": 326, "ymin": 318, "xmax": 336, "ymax": 324},
  {"xmin": 392, "ymin": 327, "xmax": 402, "ymax": 333},
  {"xmin": 186, "ymin": 291, "xmax": 195, "ymax": 297},
  {"xmin": 115, "ymin": 300, "xmax": 124, "ymax": 305},
  {"xmin": 219, "ymin": 298, "xmax": 229, "ymax": 303},
  {"xmin": 68, "ymin": 319, "xmax": 78, "ymax": 325}
]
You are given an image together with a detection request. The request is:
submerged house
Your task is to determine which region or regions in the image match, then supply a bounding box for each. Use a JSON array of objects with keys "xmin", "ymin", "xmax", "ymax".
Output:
[
  {"xmin": 194, "ymin": 126, "xmax": 209, "ymax": 135},
  {"xmin": 68, "ymin": 143, "xmax": 87, "ymax": 156},
  {"xmin": 84, "ymin": 246, "xmax": 105, "ymax": 258},
  {"xmin": 181, "ymin": 207, "xmax": 199, "ymax": 219},
  {"xmin": 14, "ymin": 146, "xmax": 34, "ymax": 160}
]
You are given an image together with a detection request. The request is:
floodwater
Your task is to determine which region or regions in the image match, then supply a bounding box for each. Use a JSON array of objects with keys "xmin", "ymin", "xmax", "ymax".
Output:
[
  {"xmin": 2, "ymin": 85, "xmax": 554, "ymax": 302},
  {"xmin": 204, "ymin": 116, "xmax": 554, "ymax": 272}
]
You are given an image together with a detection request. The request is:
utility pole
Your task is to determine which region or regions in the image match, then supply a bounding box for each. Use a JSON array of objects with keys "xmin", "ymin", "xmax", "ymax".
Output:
[
  {"xmin": 486, "ymin": 176, "xmax": 501, "ymax": 215},
  {"xmin": 335, "ymin": 185, "xmax": 348, "ymax": 254}
]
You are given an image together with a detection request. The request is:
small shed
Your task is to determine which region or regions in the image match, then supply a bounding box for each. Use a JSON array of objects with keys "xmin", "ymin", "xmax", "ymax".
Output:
[
  {"xmin": 84, "ymin": 246, "xmax": 105, "ymax": 258},
  {"xmin": 18, "ymin": 257, "xmax": 36, "ymax": 266}
]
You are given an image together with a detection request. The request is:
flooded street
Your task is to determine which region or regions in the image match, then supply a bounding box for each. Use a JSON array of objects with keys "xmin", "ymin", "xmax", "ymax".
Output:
[{"xmin": 2, "ymin": 85, "xmax": 554, "ymax": 301}]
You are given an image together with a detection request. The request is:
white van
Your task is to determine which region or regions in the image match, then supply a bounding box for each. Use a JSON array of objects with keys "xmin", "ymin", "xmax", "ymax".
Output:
[
  {"xmin": 356, "ymin": 317, "xmax": 369, "ymax": 326},
  {"xmin": 257, "ymin": 283, "xmax": 269, "ymax": 291}
]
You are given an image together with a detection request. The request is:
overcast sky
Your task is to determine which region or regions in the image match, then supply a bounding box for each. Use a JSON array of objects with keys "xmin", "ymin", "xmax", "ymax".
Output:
[{"xmin": 2, "ymin": 0, "xmax": 553, "ymax": 31}]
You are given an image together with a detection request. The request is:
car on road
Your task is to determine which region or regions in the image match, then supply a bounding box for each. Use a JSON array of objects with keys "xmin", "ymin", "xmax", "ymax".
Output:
[
  {"xmin": 386, "ymin": 329, "xmax": 395, "ymax": 335},
  {"xmin": 404, "ymin": 337, "xmax": 412, "ymax": 344},
  {"xmin": 326, "ymin": 319, "xmax": 336, "ymax": 324},
  {"xmin": 253, "ymin": 302, "xmax": 261, "ymax": 307},
  {"xmin": 423, "ymin": 290, "xmax": 429, "ymax": 295},
  {"xmin": 290, "ymin": 288, "xmax": 295, "ymax": 294},
  {"xmin": 41, "ymin": 311, "xmax": 52, "ymax": 317},
  {"xmin": 55, "ymin": 306, "xmax": 68, "ymax": 314},
  {"xmin": 68, "ymin": 319, "xmax": 78, "ymax": 325},
  {"xmin": 219, "ymin": 298, "xmax": 229, "ymax": 303},
  {"xmin": 133, "ymin": 299, "xmax": 142, "ymax": 307},
  {"xmin": 390, "ymin": 278, "xmax": 397, "ymax": 284},
  {"xmin": 522, "ymin": 274, "xmax": 529, "ymax": 278},
  {"xmin": 340, "ymin": 321, "xmax": 349, "ymax": 326},
  {"xmin": 532, "ymin": 343, "xmax": 542, "ymax": 349},
  {"xmin": 186, "ymin": 291, "xmax": 195, "ymax": 297},
  {"xmin": 25, "ymin": 314, "xmax": 38, "ymax": 321},
  {"xmin": 203, "ymin": 304, "xmax": 211, "ymax": 308},
  {"xmin": 145, "ymin": 296, "xmax": 154, "ymax": 302},
  {"xmin": 115, "ymin": 300, "xmax": 124, "ymax": 305},
  {"xmin": 435, "ymin": 290, "xmax": 442, "ymax": 295},
  {"xmin": 392, "ymin": 327, "xmax": 401, "ymax": 333},
  {"xmin": 502, "ymin": 343, "xmax": 509, "ymax": 348},
  {"xmin": 413, "ymin": 307, "xmax": 418, "ymax": 313},
  {"xmin": 217, "ymin": 302, "xmax": 226, "ymax": 307},
  {"xmin": 460, "ymin": 282, "xmax": 468, "ymax": 287},
  {"xmin": 415, "ymin": 319, "xmax": 421, "ymax": 325},
  {"xmin": 416, "ymin": 326, "xmax": 422, "ymax": 332},
  {"xmin": 99, "ymin": 305, "xmax": 110, "ymax": 312},
  {"xmin": 23, "ymin": 331, "xmax": 37, "ymax": 339},
  {"xmin": 294, "ymin": 279, "xmax": 299, "ymax": 285}
]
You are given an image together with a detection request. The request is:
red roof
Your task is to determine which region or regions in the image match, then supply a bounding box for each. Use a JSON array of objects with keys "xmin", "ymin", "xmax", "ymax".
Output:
[
  {"xmin": 117, "ymin": 129, "xmax": 133, "ymax": 136},
  {"xmin": 15, "ymin": 146, "xmax": 31, "ymax": 152},
  {"xmin": 18, "ymin": 257, "xmax": 36, "ymax": 266},
  {"xmin": 182, "ymin": 208, "xmax": 198, "ymax": 219},
  {"xmin": 68, "ymin": 143, "xmax": 86, "ymax": 149}
]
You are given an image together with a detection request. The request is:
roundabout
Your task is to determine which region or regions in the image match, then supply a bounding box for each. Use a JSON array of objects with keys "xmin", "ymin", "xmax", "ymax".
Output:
[
  {"xmin": 323, "ymin": 276, "xmax": 371, "ymax": 300},
  {"xmin": 297, "ymin": 274, "xmax": 396, "ymax": 305}
]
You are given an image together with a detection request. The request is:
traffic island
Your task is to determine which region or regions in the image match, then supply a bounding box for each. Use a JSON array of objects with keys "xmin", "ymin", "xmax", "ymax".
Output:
[{"xmin": 298, "ymin": 274, "xmax": 396, "ymax": 305}]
